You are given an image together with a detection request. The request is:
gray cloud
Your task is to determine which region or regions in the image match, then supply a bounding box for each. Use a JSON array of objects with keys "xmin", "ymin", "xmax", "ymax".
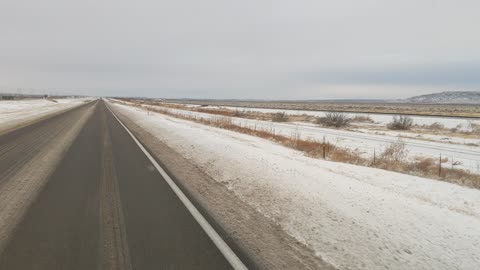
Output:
[
  {"xmin": 1, "ymin": 0, "xmax": 479, "ymax": 99},
  {"xmin": 299, "ymin": 62, "xmax": 480, "ymax": 85}
]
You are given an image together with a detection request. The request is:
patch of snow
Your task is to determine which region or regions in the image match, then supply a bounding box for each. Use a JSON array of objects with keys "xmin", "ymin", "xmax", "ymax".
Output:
[{"xmin": 0, "ymin": 98, "xmax": 90, "ymax": 132}]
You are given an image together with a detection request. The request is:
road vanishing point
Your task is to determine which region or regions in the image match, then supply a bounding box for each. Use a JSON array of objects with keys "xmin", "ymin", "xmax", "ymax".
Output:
[{"xmin": 0, "ymin": 100, "xmax": 248, "ymax": 270}]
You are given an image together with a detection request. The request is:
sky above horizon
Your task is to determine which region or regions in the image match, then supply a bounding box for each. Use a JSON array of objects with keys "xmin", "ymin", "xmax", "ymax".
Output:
[{"xmin": 1, "ymin": 0, "xmax": 479, "ymax": 99}]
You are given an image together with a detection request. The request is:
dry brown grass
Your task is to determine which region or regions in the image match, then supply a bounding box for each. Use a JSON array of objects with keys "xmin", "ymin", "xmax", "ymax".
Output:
[
  {"xmin": 330, "ymin": 147, "xmax": 366, "ymax": 165},
  {"xmin": 380, "ymin": 140, "xmax": 409, "ymax": 162},
  {"xmin": 470, "ymin": 122, "xmax": 480, "ymax": 133},
  {"xmin": 271, "ymin": 112, "xmax": 289, "ymax": 122},
  {"xmin": 316, "ymin": 112, "xmax": 351, "ymax": 128},
  {"xmin": 114, "ymin": 99, "xmax": 480, "ymax": 190},
  {"xmin": 137, "ymin": 100, "xmax": 315, "ymax": 124},
  {"xmin": 351, "ymin": 115, "xmax": 375, "ymax": 123},
  {"xmin": 387, "ymin": 115, "xmax": 414, "ymax": 130},
  {"xmin": 166, "ymin": 99, "xmax": 480, "ymax": 118},
  {"xmin": 374, "ymin": 146, "xmax": 480, "ymax": 189},
  {"xmin": 425, "ymin": 122, "xmax": 445, "ymax": 130},
  {"xmin": 195, "ymin": 107, "xmax": 238, "ymax": 117}
]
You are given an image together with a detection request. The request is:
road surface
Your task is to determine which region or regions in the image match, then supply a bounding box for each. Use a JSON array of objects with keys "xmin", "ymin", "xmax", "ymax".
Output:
[{"xmin": 0, "ymin": 100, "xmax": 240, "ymax": 269}]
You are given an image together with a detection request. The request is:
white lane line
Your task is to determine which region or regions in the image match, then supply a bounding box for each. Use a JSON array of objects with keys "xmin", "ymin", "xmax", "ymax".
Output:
[{"xmin": 106, "ymin": 103, "xmax": 249, "ymax": 270}]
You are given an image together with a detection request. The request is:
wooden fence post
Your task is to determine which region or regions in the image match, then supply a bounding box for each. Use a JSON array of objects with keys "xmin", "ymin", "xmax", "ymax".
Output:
[{"xmin": 439, "ymin": 153, "xmax": 442, "ymax": 177}]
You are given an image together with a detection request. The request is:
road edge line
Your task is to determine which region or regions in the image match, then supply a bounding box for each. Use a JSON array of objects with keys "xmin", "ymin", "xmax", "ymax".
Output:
[{"xmin": 105, "ymin": 102, "xmax": 248, "ymax": 270}]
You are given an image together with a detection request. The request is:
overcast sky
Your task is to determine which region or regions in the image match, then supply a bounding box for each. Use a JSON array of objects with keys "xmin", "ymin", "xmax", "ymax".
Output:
[{"xmin": 1, "ymin": 0, "xmax": 479, "ymax": 99}]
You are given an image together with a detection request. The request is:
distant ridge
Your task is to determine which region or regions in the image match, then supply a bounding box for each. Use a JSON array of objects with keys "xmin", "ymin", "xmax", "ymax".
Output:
[
  {"xmin": 167, "ymin": 91, "xmax": 480, "ymax": 105},
  {"xmin": 406, "ymin": 91, "xmax": 480, "ymax": 104}
]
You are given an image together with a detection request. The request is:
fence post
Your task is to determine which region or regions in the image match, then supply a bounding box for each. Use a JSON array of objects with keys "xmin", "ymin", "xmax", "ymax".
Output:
[
  {"xmin": 439, "ymin": 153, "xmax": 442, "ymax": 177},
  {"xmin": 373, "ymin": 148, "xmax": 376, "ymax": 166},
  {"xmin": 323, "ymin": 136, "xmax": 327, "ymax": 159}
]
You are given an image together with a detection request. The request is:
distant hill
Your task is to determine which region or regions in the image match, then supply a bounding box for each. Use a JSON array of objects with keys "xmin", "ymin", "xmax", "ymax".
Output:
[{"xmin": 406, "ymin": 91, "xmax": 480, "ymax": 104}]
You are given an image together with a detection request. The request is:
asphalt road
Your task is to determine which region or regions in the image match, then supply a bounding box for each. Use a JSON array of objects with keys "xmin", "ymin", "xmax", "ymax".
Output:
[{"xmin": 0, "ymin": 101, "xmax": 235, "ymax": 269}]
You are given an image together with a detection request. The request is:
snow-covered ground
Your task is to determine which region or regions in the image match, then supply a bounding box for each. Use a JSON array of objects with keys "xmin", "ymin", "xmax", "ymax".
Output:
[
  {"xmin": 0, "ymin": 98, "xmax": 91, "ymax": 133},
  {"xmin": 206, "ymin": 105, "xmax": 480, "ymax": 130},
  {"xmin": 110, "ymin": 101, "xmax": 480, "ymax": 270},
  {"xmin": 165, "ymin": 102, "xmax": 480, "ymax": 145},
  {"xmin": 119, "ymin": 100, "xmax": 480, "ymax": 173},
  {"xmin": 355, "ymin": 127, "xmax": 480, "ymax": 146}
]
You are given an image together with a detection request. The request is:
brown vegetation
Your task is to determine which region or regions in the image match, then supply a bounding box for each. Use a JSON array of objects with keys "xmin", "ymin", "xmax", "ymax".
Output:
[
  {"xmin": 271, "ymin": 112, "xmax": 289, "ymax": 122},
  {"xmin": 351, "ymin": 115, "xmax": 375, "ymax": 123},
  {"xmin": 165, "ymin": 99, "xmax": 480, "ymax": 118},
  {"xmin": 424, "ymin": 122, "xmax": 445, "ymax": 130},
  {"xmin": 470, "ymin": 122, "xmax": 480, "ymax": 133},
  {"xmin": 317, "ymin": 112, "xmax": 351, "ymax": 128},
  {"xmin": 387, "ymin": 115, "xmax": 414, "ymax": 130}
]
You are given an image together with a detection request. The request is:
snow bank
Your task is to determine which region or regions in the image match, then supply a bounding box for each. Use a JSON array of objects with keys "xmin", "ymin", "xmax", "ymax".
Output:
[
  {"xmin": 0, "ymin": 98, "xmax": 90, "ymax": 132},
  {"xmin": 111, "ymin": 102, "xmax": 480, "ymax": 270}
]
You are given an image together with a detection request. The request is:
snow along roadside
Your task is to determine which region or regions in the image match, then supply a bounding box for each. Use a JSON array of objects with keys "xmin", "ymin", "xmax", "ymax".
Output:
[
  {"xmin": 0, "ymin": 98, "xmax": 92, "ymax": 135},
  {"xmin": 117, "ymin": 100, "xmax": 480, "ymax": 174},
  {"xmin": 110, "ymin": 102, "xmax": 480, "ymax": 270}
]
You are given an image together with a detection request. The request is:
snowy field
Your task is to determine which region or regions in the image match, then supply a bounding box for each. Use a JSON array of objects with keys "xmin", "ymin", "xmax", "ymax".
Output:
[
  {"xmin": 164, "ymin": 102, "xmax": 480, "ymax": 145},
  {"xmin": 0, "ymin": 98, "xmax": 91, "ymax": 133},
  {"xmin": 110, "ymin": 101, "xmax": 480, "ymax": 270},
  {"xmin": 120, "ymin": 100, "xmax": 480, "ymax": 174},
  {"xmin": 197, "ymin": 104, "xmax": 480, "ymax": 130}
]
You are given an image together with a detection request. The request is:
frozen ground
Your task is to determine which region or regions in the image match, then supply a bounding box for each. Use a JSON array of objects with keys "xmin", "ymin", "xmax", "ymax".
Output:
[
  {"xmin": 111, "ymin": 101, "xmax": 480, "ymax": 270},
  {"xmin": 0, "ymin": 98, "xmax": 91, "ymax": 133},
  {"xmin": 195, "ymin": 104, "xmax": 480, "ymax": 130},
  {"xmin": 354, "ymin": 127, "xmax": 480, "ymax": 146},
  {"xmin": 118, "ymin": 100, "xmax": 480, "ymax": 173},
  {"xmin": 164, "ymin": 102, "xmax": 480, "ymax": 145}
]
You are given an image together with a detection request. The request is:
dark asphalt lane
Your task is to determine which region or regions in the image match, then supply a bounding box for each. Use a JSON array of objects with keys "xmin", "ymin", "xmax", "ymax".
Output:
[
  {"xmin": 0, "ymin": 101, "xmax": 234, "ymax": 269},
  {"xmin": 0, "ymin": 101, "xmax": 94, "ymax": 185},
  {"xmin": 0, "ymin": 102, "xmax": 101, "ymax": 270}
]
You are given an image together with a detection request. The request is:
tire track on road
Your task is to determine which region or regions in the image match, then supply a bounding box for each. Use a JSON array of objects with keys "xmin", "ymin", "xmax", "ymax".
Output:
[
  {"xmin": 0, "ymin": 101, "xmax": 243, "ymax": 269},
  {"xmin": 105, "ymin": 102, "xmax": 235, "ymax": 269},
  {"xmin": 99, "ymin": 108, "xmax": 133, "ymax": 270},
  {"xmin": 0, "ymin": 103, "xmax": 96, "ymax": 255}
]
